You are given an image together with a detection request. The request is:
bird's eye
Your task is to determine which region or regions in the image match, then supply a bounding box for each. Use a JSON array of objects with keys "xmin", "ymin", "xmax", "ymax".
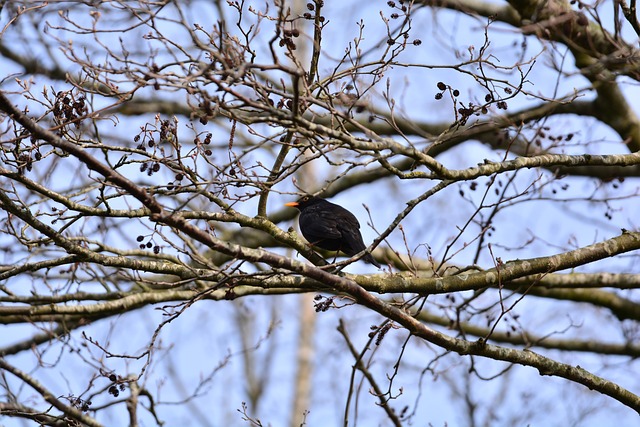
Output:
[{"xmin": 303, "ymin": 196, "xmax": 309, "ymax": 202}]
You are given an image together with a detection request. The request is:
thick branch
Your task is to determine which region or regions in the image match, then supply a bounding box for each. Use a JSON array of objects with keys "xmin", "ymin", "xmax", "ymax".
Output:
[{"xmin": 418, "ymin": 310, "xmax": 640, "ymax": 356}]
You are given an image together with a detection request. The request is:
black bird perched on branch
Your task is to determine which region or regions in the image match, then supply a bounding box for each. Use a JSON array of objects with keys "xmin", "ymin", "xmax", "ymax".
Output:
[{"xmin": 285, "ymin": 196, "xmax": 381, "ymax": 268}]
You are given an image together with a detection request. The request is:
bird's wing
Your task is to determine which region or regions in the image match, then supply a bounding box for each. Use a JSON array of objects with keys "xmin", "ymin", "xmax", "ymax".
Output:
[
  {"xmin": 337, "ymin": 209, "xmax": 361, "ymax": 230},
  {"xmin": 333, "ymin": 209, "xmax": 367, "ymax": 256},
  {"xmin": 299, "ymin": 209, "xmax": 343, "ymax": 240},
  {"xmin": 337, "ymin": 223, "xmax": 367, "ymax": 255}
]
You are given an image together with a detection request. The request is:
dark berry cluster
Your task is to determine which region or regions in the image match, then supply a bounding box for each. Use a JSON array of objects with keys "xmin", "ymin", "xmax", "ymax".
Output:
[
  {"xmin": 313, "ymin": 294, "xmax": 334, "ymax": 312},
  {"xmin": 17, "ymin": 152, "xmax": 34, "ymax": 173},
  {"xmin": 202, "ymin": 132, "xmax": 213, "ymax": 157},
  {"xmin": 107, "ymin": 373, "xmax": 127, "ymax": 398},
  {"xmin": 140, "ymin": 161, "xmax": 161, "ymax": 176},
  {"xmin": 159, "ymin": 119, "xmax": 176, "ymax": 142},
  {"xmin": 133, "ymin": 119, "xmax": 177, "ymax": 152},
  {"xmin": 52, "ymin": 91, "xmax": 87, "ymax": 128},
  {"xmin": 302, "ymin": 1, "xmax": 325, "ymax": 21},
  {"xmin": 69, "ymin": 396, "xmax": 92, "ymax": 412},
  {"xmin": 166, "ymin": 171, "xmax": 186, "ymax": 191},
  {"xmin": 192, "ymin": 132, "xmax": 213, "ymax": 157},
  {"xmin": 384, "ymin": 0, "xmax": 420, "ymax": 45},
  {"xmin": 435, "ymin": 81, "xmax": 509, "ymax": 124},
  {"xmin": 136, "ymin": 235, "xmax": 161, "ymax": 254},
  {"xmin": 434, "ymin": 81, "xmax": 459, "ymax": 100},
  {"xmin": 198, "ymin": 100, "xmax": 217, "ymax": 124},
  {"xmin": 279, "ymin": 27, "xmax": 301, "ymax": 50}
]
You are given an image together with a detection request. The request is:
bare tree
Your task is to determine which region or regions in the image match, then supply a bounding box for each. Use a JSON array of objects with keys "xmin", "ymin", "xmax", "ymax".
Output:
[{"xmin": 1, "ymin": 0, "xmax": 639, "ymax": 426}]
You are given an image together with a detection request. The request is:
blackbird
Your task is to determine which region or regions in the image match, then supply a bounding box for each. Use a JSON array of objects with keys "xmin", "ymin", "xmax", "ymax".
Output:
[{"xmin": 285, "ymin": 195, "xmax": 381, "ymax": 268}]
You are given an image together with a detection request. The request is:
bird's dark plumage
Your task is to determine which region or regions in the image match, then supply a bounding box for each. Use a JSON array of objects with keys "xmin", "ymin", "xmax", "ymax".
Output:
[{"xmin": 285, "ymin": 196, "xmax": 381, "ymax": 268}]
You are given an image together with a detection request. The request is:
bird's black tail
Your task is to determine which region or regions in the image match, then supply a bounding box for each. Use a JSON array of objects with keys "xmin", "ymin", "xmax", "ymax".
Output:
[
  {"xmin": 363, "ymin": 253, "xmax": 381, "ymax": 268},
  {"xmin": 341, "ymin": 228, "xmax": 381, "ymax": 268}
]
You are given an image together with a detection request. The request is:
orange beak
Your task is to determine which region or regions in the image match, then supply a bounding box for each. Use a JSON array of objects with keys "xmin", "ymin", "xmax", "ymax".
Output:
[{"xmin": 284, "ymin": 201, "xmax": 299, "ymax": 207}]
